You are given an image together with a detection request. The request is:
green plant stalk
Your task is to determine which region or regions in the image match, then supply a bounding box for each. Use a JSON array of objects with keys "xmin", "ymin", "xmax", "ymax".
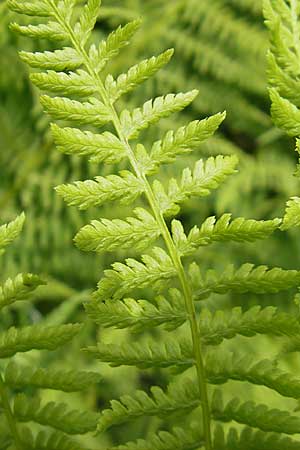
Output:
[
  {"xmin": 0, "ymin": 373, "xmax": 22, "ymax": 450},
  {"xmin": 47, "ymin": 2, "xmax": 213, "ymax": 448}
]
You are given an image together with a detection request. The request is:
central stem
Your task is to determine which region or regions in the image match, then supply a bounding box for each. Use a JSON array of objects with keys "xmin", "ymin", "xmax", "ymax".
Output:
[{"xmin": 48, "ymin": 3, "xmax": 213, "ymax": 447}]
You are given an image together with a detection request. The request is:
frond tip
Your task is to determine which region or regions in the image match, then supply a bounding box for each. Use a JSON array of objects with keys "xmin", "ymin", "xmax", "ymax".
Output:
[
  {"xmin": 281, "ymin": 197, "xmax": 300, "ymax": 230},
  {"xmin": 154, "ymin": 155, "xmax": 238, "ymax": 217},
  {"xmin": 0, "ymin": 273, "xmax": 46, "ymax": 311},
  {"xmin": 0, "ymin": 213, "xmax": 25, "ymax": 251}
]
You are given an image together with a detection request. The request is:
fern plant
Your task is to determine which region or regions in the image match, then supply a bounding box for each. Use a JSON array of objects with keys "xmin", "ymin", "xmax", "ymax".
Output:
[
  {"xmin": 265, "ymin": 0, "xmax": 300, "ymax": 231},
  {"xmin": 9, "ymin": 0, "xmax": 300, "ymax": 449},
  {"xmin": 0, "ymin": 213, "xmax": 101, "ymax": 449}
]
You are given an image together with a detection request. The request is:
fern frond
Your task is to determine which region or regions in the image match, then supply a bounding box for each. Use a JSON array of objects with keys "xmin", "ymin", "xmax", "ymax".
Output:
[
  {"xmin": 212, "ymin": 390, "xmax": 300, "ymax": 435},
  {"xmin": 40, "ymin": 95, "xmax": 111, "ymax": 126},
  {"xmin": 4, "ymin": 362, "xmax": 102, "ymax": 393},
  {"xmin": 96, "ymin": 19, "xmax": 142, "ymax": 72},
  {"xmin": 30, "ymin": 69, "xmax": 96, "ymax": 97},
  {"xmin": 84, "ymin": 337, "xmax": 192, "ymax": 371},
  {"xmin": 75, "ymin": 208, "xmax": 160, "ymax": 253},
  {"xmin": 19, "ymin": 48, "xmax": 84, "ymax": 70},
  {"xmin": 94, "ymin": 248, "xmax": 177, "ymax": 301},
  {"xmin": 0, "ymin": 273, "xmax": 45, "ymax": 311},
  {"xmin": 206, "ymin": 350, "xmax": 300, "ymax": 400},
  {"xmin": 106, "ymin": 49, "xmax": 174, "ymax": 102},
  {"xmin": 147, "ymin": 114, "xmax": 226, "ymax": 174},
  {"xmin": 95, "ymin": 340, "xmax": 300, "ymax": 399},
  {"xmin": 0, "ymin": 213, "xmax": 25, "ymax": 251},
  {"xmin": 120, "ymin": 91, "xmax": 198, "ymax": 140},
  {"xmin": 223, "ymin": 425, "xmax": 300, "ymax": 450},
  {"xmin": 56, "ymin": 171, "xmax": 144, "ymax": 210},
  {"xmin": 50, "ymin": 124, "xmax": 127, "ymax": 163},
  {"xmin": 109, "ymin": 424, "xmax": 204, "ymax": 450},
  {"xmin": 0, "ymin": 324, "xmax": 81, "ymax": 358},
  {"xmin": 77, "ymin": 0, "xmax": 101, "ymax": 46},
  {"xmin": 85, "ymin": 340, "xmax": 300, "ymax": 397},
  {"xmin": 281, "ymin": 196, "xmax": 300, "ymax": 230},
  {"xmin": 10, "ymin": 0, "xmax": 298, "ymax": 447},
  {"xmin": 7, "ymin": 0, "xmax": 51, "ymax": 17},
  {"xmin": 175, "ymin": 215, "xmax": 281, "ymax": 256},
  {"xmin": 85, "ymin": 289, "xmax": 186, "ymax": 332},
  {"xmin": 199, "ymin": 306, "xmax": 300, "ymax": 345},
  {"xmin": 154, "ymin": 156, "xmax": 238, "ymax": 217},
  {"xmin": 264, "ymin": 0, "xmax": 300, "ymax": 77},
  {"xmin": 191, "ymin": 263, "xmax": 300, "ymax": 301},
  {"xmin": 269, "ymin": 88, "xmax": 300, "ymax": 137},
  {"xmin": 14, "ymin": 394, "xmax": 99, "ymax": 435},
  {"xmin": 267, "ymin": 52, "xmax": 300, "ymax": 106},
  {"xmin": 10, "ymin": 22, "xmax": 69, "ymax": 42},
  {"xmin": 97, "ymin": 378, "xmax": 199, "ymax": 432},
  {"xmin": 110, "ymin": 424, "xmax": 300, "ymax": 450},
  {"xmin": 18, "ymin": 428, "xmax": 87, "ymax": 450}
]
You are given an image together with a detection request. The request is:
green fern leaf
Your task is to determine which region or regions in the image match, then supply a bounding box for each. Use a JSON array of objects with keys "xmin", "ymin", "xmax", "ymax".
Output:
[
  {"xmin": 154, "ymin": 156, "xmax": 238, "ymax": 216},
  {"xmin": 176, "ymin": 215, "xmax": 281, "ymax": 256},
  {"xmin": 18, "ymin": 428, "xmax": 86, "ymax": 450},
  {"xmin": 212, "ymin": 390, "xmax": 300, "ymax": 435},
  {"xmin": 84, "ymin": 337, "xmax": 192, "ymax": 370},
  {"xmin": 106, "ymin": 50, "xmax": 174, "ymax": 102},
  {"xmin": 94, "ymin": 248, "xmax": 177, "ymax": 301},
  {"xmin": 96, "ymin": 19, "xmax": 142, "ymax": 72},
  {"xmin": 97, "ymin": 378, "xmax": 199, "ymax": 433},
  {"xmin": 7, "ymin": 0, "xmax": 51, "ymax": 17},
  {"xmin": 110, "ymin": 424, "xmax": 300, "ymax": 450},
  {"xmin": 19, "ymin": 47, "xmax": 83, "ymax": 71},
  {"xmin": 75, "ymin": 208, "xmax": 160, "ymax": 253},
  {"xmin": 191, "ymin": 263, "xmax": 300, "ymax": 300},
  {"xmin": 147, "ymin": 114, "xmax": 226, "ymax": 174},
  {"xmin": 264, "ymin": 0, "xmax": 300, "ymax": 78},
  {"xmin": 199, "ymin": 306, "xmax": 300, "ymax": 346},
  {"xmin": 40, "ymin": 95, "xmax": 111, "ymax": 126},
  {"xmin": 10, "ymin": 22, "xmax": 68, "ymax": 42},
  {"xmin": 0, "ymin": 324, "xmax": 81, "ymax": 358},
  {"xmin": 14, "ymin": 394, "xmax": 99, "ymax": 435},
  {"xmin": 30, "ymin": 70, "xmax": 96, "ymax": 97},
  {"xmin": 108, "ymin": 424, "xmax": 204, "ymax": 450},
  {"xmin": 0, "ymin": 213, "xmax": 25, "ymax": 251},
  {"xmin": 206, "ymin": 350, "xmax": 300, "ymax": 400},
  {"xmin": 56, "ymin": 171, "xmax": 144, "ymax": 210},
  {"xmin": 0, "ymin": 273, "xmax": 45, "ymax": 311},
  {"xmin": 267, "ymin": 52, "xmax": 300, "ymax": 106},
  {"xmin": 77, "ymin": 0, "xmax": 101, "ymax": 46},
  {"xmin": 120, "ymin": 91, "xmax": 199, "ymax": 140},
  {"xmin": 4, "ymin": 362, "xmax": 102, "ymax": 392},
  {"xmin": 223, "ymin": 425, "xmax": 300, "ymax": 450},
  {"xmin": 50, "ymin": 124, "xmax": 126, "ymax": 163},
  {"xmin": 85, "ymin": 289, "xmax": 186, "ymax": 332},
  {"xmin": 269, "ymin": 88, "xmax": 300, "ymax": 137},
  {"xmin": 281, "ymin": 197, "xmax": 300, "ymax": 230}
]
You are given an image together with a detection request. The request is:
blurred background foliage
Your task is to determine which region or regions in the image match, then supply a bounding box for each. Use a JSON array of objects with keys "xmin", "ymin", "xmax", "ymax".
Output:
[{"xmin": 1, "ymin": 0, "xmax": 300, "ymax": 446}]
